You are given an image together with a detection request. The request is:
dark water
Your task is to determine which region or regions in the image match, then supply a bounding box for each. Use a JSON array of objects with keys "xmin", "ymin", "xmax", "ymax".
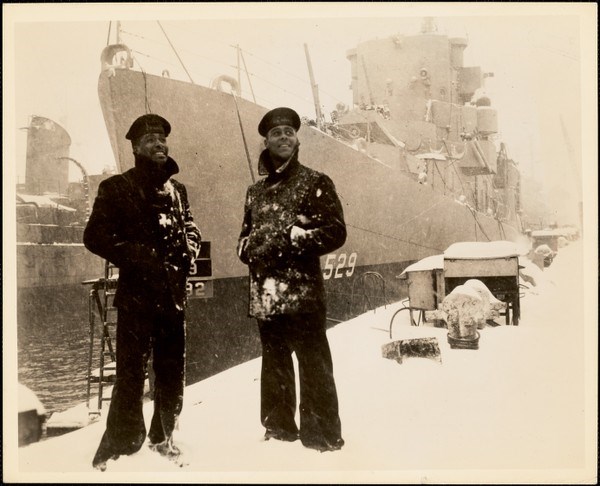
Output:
[
  {"xmin": 17, "ymin": 286, "xmax": 94, "ymax": 415},
  {"xmin": 16, "ymin": 279, "xmax": 264, "ymax": 416},
  {"xmin": 17, "ymin": 267, "xmax": 403, "ymax": 417}
]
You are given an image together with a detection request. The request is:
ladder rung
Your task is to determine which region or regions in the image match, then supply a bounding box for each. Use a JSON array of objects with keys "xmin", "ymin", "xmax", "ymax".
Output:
[{"xmin": 89, "ymin": 376, "xmax": 116, "ymax": 383}]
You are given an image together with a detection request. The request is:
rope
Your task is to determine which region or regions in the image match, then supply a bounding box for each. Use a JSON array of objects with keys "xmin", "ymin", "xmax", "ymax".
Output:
[
  {"xmin": 496, "ymin": 217, "xmax": 507, "ymax": 239},
  {"xmin": 433, "ymin": 159, "xmax": 449, "ymax": 193},
  {"xmin": 139, "ymin": 67, "xmax": 152, "ymax": 114},
  {"xmin": 230, "ymin": 92, "xmax": 255, "ymax": 183},
  {"xmin": 466, "ymin": 205, "xmax": 492, "ymax": 241}
]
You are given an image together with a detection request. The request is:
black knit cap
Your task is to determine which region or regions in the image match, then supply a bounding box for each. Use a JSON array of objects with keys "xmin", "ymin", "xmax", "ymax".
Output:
[
  {"xmin": 258, "ymin": 107, "xmax": 301, "ymax": 137},
  {"xmin": 125, "ymin": 114, "xmax": 171, "ymax": 141}
]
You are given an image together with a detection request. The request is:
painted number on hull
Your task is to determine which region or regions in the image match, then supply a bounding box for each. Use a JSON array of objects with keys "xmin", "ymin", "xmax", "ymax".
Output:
[
  {"xmin": 186, "ymin": 280, "xmax": 206, "ymax": 297},
  {"xmin": 323, "ymin": 252, "xmax": 358, "ymax": 280}
]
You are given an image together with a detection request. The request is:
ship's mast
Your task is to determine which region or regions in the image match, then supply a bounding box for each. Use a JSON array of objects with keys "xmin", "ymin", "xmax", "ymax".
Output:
[{"xmin": 304, "ymin": 43, "xmax": 323, "ymax": 130}]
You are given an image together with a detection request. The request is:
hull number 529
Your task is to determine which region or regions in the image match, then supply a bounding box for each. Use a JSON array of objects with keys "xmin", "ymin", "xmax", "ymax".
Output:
[{"xmin": 323, "ymin": 252, "xmax": 358, "ymax": 280}]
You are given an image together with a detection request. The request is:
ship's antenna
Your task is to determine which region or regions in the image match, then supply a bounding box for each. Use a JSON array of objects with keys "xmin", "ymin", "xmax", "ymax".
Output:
[
  {"xmin": 156, "ymin": 20, "xmax": 195, "ymax": 84},
  {"xmin": 304, "ymin": 43, "xmax": 323, "ymax": 130}
]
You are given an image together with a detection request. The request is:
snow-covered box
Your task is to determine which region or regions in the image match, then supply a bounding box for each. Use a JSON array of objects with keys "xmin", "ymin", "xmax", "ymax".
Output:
[
  {"xmin": 443, "ymin": 241, "xmax": 523, "ymax": 325},
  {"xmin": 397, "ymin": 254, "xmax": 445, "ymax": 311}
]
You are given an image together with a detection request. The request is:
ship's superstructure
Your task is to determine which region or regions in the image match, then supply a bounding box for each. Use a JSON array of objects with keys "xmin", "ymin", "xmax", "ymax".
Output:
[
  {"xmin": 333, "ymin": 18, "xmax": 521, "ymax": 226},
  {"xmin": 16, "ymin": 116, "xmax": 104, "ymax": 290}
]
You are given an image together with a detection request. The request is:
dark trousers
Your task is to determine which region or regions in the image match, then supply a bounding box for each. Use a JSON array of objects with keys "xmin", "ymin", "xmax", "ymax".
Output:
[
  {"xmin": 94, "ymin": 303, "xmax": 185, "ymax": 460},
  {"xmin": 257, "ymin": 307, "xmax": 343, "ymax": 447}
]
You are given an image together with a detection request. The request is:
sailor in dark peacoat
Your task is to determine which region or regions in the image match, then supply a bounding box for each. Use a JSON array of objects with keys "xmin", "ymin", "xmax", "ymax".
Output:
[
  {"xmin": 237, "ymin": 107, "xmax": 347, "ymax": 452},
  {"xmin": 84, "ymin": 114, "xmax": 201, "ymax": 470}
]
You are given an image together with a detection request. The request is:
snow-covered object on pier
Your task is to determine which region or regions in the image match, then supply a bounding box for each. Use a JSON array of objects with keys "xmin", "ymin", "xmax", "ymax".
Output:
[
  {"xmin": 444, "ymin": 240, "xmax": 526, "ymax": 260},
  {"xmin": 18, "ymin": 384, "xmax": 46, "ymax": 446},
  {"xmin": 440, "ymin": 283, "xmax": 482, "ymax": 347},
  {"xmin": 462, "ymin": 279, "xmax": 506, "ymax": 326},
  {"xmin": 398, "ymin": 254, "xmax": 443, "ymax": 277}
]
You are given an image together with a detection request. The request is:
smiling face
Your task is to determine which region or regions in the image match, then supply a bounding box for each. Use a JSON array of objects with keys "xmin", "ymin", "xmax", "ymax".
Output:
[
  {"xmin": 264, "ymin": 125, "xmax": 298, "ymax": 164},
  {"xmin": 133, "ymin": 132, "xmax": 169, "ymax": 165}
]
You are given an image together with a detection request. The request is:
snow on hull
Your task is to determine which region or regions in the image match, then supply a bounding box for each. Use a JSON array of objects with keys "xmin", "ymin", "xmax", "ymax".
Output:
[{"xmin": 14, "ymin": 242, "xmax": 592, "ymax": 483}]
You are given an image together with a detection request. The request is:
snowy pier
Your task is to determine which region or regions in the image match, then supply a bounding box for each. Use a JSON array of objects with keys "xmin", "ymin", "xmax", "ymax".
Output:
[{"xmin": 12, "ymin": 241, "xmax": 595, "ymax": 483}]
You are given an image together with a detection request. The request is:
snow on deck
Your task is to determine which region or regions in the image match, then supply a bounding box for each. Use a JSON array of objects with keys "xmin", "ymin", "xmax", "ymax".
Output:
[{"xmin": 12, "ymin": 241, "xmax": 595, "ymax": 483}]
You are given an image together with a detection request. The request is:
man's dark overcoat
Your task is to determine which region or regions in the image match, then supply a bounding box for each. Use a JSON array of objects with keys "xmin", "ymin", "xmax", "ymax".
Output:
[
  {"xmin": 237, "ymin": 148, "xmax": 347, "ymax": 319},
  {"xmin": 84, "ymin": 156, "xmax": 201, "ymax": 311}
]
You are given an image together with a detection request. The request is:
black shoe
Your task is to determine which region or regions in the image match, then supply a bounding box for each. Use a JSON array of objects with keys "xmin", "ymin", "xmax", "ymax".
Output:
[
  {"xmin": 264, "ymin": 428, "xmax": 299, "ymax": 442},
  {"xmin": 149, "ymin": 441, "xmax": 187, "ymax": 467},
  {"xmin": 92, "ymin": 448, "xmax": 119, "ymax": 471},
  {"xmin": 302, "ymin": 437, "xmax": 344, "ymax": 452}
]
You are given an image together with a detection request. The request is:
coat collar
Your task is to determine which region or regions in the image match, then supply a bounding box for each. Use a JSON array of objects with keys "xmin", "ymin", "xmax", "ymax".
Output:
[
  {"xmin": 133, "ymin": 154, "xmax": 179, "ymax": 187},
  {"xmin": 257, "ymin": 147, "xmax": 299, "ymax": 179}
]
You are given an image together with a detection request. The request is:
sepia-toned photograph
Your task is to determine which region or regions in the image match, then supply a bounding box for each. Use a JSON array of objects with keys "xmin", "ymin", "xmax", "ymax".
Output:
[{"xmin": 3, "ymin": 2, "xmax": 597, "ymax": 483}]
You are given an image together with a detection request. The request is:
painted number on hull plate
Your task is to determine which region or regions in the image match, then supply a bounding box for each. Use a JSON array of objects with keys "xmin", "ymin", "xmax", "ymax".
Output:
[
  {"xmin": 323, "ymin": 252, "xmax": 357, "ymax": 280},
  {"xmin": 186, "ymin": 280, "xmax": 205, "ymax": 297}
]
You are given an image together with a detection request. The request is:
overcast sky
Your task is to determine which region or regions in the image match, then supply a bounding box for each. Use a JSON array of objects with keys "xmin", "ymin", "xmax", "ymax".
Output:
[{"xmin": 4, "ymin": 3, "xmax": 597, "ymax": 224}]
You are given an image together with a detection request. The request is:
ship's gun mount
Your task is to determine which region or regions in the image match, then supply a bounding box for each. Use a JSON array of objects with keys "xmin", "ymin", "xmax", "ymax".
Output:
[{"xmin": 101, "ymin": 44, "xmax": 133, "ymax": 76}]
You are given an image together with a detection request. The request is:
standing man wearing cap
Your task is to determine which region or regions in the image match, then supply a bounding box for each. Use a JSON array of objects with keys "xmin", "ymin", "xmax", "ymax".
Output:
[
  {"xmin": 237, "ymin": 107, "xmax": 346, "ymax": 452},
  {"xmin": 84, "ymin": 114, "xmax": 201, "ymax": 470}
]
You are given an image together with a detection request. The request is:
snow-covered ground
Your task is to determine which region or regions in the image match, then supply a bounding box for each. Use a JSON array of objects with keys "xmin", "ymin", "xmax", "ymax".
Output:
[{"xmin": 10, "ymin": 240, "xmax": 597, "ymax": 483}]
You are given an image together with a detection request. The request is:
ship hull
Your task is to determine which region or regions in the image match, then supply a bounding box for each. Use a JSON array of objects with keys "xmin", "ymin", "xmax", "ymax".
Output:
[
  {"xmin": 98, "ymin": 69, "xmax": 520, "ymax": 273},
  {"xmin": 94, "ymin": 68, "xmax": 522, "ymax": 387}
]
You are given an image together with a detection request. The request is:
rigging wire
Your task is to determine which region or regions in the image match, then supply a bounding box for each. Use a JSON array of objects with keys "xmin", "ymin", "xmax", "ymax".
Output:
[
  {"xmin": 136, "ymin": 64, "xmax": 152, "ymax": 114},
  {"xmin": 123, "ymin": 29, "xmax": 237, "ymax": 70},
  {"xmin": 346, "ymin": 223, "xmax": 444, "ymax": 253},
  {"xmin": 123, "ymin": 23, "xmax": 347, "ymax": 112},
  {"xmin": 230, "ymin": 91, "xmax": 256, "ymax": 183},
  {"xmin": 106, "ymin": 21, "xmax": 112, "ymax": 47},
  {"xmin": 115, "ymin": 22, "xmax": 514, "ymax": 244},
  {"xmin": 393, "ymin": 197, "xmax": 448, "ymax": 231},
  {"xmin": 156, "ymin": 21, "xmax": 195, "ymax": 84}
]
